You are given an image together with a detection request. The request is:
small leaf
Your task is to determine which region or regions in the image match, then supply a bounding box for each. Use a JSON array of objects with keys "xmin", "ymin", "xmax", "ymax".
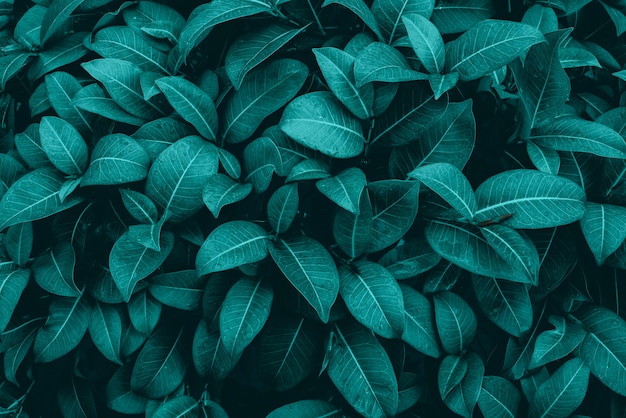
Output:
[
  {"xmin": 267, "ymin": 183, "xmax": 299, "ymax": 234},
  {"xmin": 39, "ymin": 116, "xmax": 88, "ymax": 176},
  {"xmin": 480, "ymin": 225, "xmax": 540, "ymax": 284},
  {"xmin": 32, "ymin": 242, "xmax": 81, "ymax": 297},
  {"xmin": 527, "ymin": 141, "xmax": 560, "ymax": 174},
  {"xmin": 316, "ymin": 167, "xmax": 366, "ymax": 214},
  {"xmin": 530, "ymin": 315, "xmax": 585, "ymax": 369},
  {"xmin": 433, "ymin": 291, "xmax": 477, "ymax": 354},
  {"xmin": 120, "ymin": 189, "xmax": 158, "ymax": 224},
  {"xmin": 5, "ymin": 222, "xmax": 33, "ymax": 267},
  {"xmin": 88, "ymin": 301, "xmax": 123, "ymax": 365},
  {"xmin": 354, "ymin": 42, "xmax": 428, "ymax": 87},
  {"xmin": 149, "ymin": 270, "xmax": 204, "ymax": 311},
  {"xmin": 333, "ymin": 189, "xmax": 373, "ymax": 259},
  {"xmin": 81, "ymin": 134, "xmax": 150, "ymax": 186},
  {"xmin": 72, "ymin": 83, "xmax": 146, "ymax": 126},
  {"xmin": 128, "ymin": 290, "xmax": 161, "ymax": 334},
  {"xmin": 580, "ymin": 202, "xmax": 626, "ymax": 265},
  {"xmin": 400, "ymin": 285, "xmax": 441, "ymax": 358},
  {"xmin": 106, "ymin": 364, "xmax": 149, "ymax": 414},
  {"xmin": 440, "ymin": 353, "xmax": 484, "ymax": 418},
  {"xmin": 203, "ymin": 173, "xmax": 253, "ymax": 218},
  {"xmin": 371, "ymin": 0, "xmax": 434, "ymax": 42},
  {"xmin": 402, "ymin": 13, "xmax": 445, "ymax": 73},
  {"xmin": 196, "ymin": 221, "xmax": 269, "ymax": 275},
  {"xmin": 243, "ymin": 136, "xmax": 281, "ymax": 193},
  {"xmin": 192, "ymin": 320, "xmax": 241, "ymax": 380},
  {"xmin": 478, "ymin": 376, "xmax": 522, "ymax": 418},
  {"xmin": 0, "ymin": 270, "xmax": 30, "ymax": 333}
]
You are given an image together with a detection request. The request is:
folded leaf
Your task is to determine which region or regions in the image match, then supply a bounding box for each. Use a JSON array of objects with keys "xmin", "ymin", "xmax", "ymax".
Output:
[
  {"xmin": 354, "ymin": 42, "xmax": 428, "ymax": 87},
  {"xmin": 402, "ymin": 13, "xmax": 445, "ymax": 73},
  {"xmin": 40, "ymin": 116, "xmax": 88, "ymax": 176},
  {"xmin": 370, "ymin": 0, "xmax": 434, "ymax": 42},
  {"xmin": 530, "ymin": 315, "xmax": 585, "ymax": 369}
]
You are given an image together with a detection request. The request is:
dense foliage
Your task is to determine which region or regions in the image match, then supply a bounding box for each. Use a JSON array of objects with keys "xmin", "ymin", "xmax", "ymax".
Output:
[{"xmin": 1, "ymin": 0, "xmax": 626, "ymax": 416}]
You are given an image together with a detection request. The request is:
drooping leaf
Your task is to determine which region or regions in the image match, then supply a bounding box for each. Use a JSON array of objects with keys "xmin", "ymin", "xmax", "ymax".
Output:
[
  {"xmin": 32, "ymin": 242, "xmax": 81, "ymax": 297},
  {"xmin": 203, "ymin": 173, "xmax": 252, "ymax": 218},
  {"xmin": 580, "ymin": 202, "xmax": 626, "ymax": 265},
  {"xmin": 478, "ymin": 376, "xmax": 522, "ymax": 418},
  {"xmin": 106, "ymin": 364, "xmax": 149, "ymax": 414},
  {"xmin": 196, "ymin": 221, "xmax": 269, "ymax": 275},
  {"xmin": 267, "ymin": 183, "xmax": 299, "ymax": 235},
  {"xmin": 327, "ymin": 320, "xmax": 398, "ymax": 417},
  {"xmin": 5, "ymin": 222, "xmax": 33, "ymax": 267},
  {"xmin": 433, "ymin": 291, "xmax": 477, "ymax": 354},
  {"xmin": 72, "ymin": 83, "xmax": 146, "ymax": 126},
  {"xmin": 92, "ymin": 26, "xmax": 168, "ymax": 73},
  {"xmin": 430, "ymin": 0, "xmax": 495, "ymax": 34},
  {"xmin": 400, "ymin": 285, "xmax": 441, "ymax": 358},
  {"xmin": 353, "ymin": 42, "xmax": 428, "ymax": 87},
  {"xmin": 120, "ymin": 189, "xmax": 158, "ymax": 224},
  {"xmin": 279, "ymin": 91, "xmax": 365, "ymax": 158},
  {"xmin": 149, "ymin": 270, "xmax": 204, "ymax": 311},
  {"xmin": 440, "ymin": 353, "xmax": 484, "ymax": 418},
  {"xmin": 266, "ymin": 400, "xmax": 342, "ymax": 418},
  {"xmin": 34, "ymin": 295, "xmax": 91, "ymax": 362},
  {"xmin": 480, "ymin": 225, "xmax": 540, "ymax": 284},
  {"xmin": 339, "ymin": 261, "xmax": 404, "ymax": 338},
  {"xmin": 88, "ymin": 301, "xmax": 123, "ymax": 365},
  {"xmin": 0, "ymin": 270, "xmax": 30, "ymax": 333},
  {"xmin": 269, "ymin": 236, "xmax": 339, "ymax": 323},
  {"xmin": 402, "ymin": 13, "xmax": 444, "ymax": 74},
  {"xmin": 81, "ymin": 134, "xmax": 150, "ymax": 186},
  {"xmin": 316, "ymin": 167, "xmax": 366, "ymax": 214},
  {"xmin": 446, "ymin": 20, "xmax": 544, "ymax": 81},
  {"xmin": 529, "ymin": 315, "xmax": 585, "ymax": 369},
  {"xmin": 40, "ymin": 0, "xmax": 86, "ymax": 45},
  {"xmin": 333, "ymin": 189, "xmax": 373, "ymax": 259},
  {"xmin": 474, "ymin": 169, "xmax": 586, "ymax": 229},
  {"xmin": 322, "ymin": 0, "xmax": 383, "ymax": 41},
  {"xmin": 39, "ymin": 116, "xmax": 88, "ymax": 176},
  {"xmin": 128, "ymin": 290, "xmax": 161, "ymax": 335},
  {"xmin": 371, "ymin": 0, "xmax": 434, "ymax": 42}
]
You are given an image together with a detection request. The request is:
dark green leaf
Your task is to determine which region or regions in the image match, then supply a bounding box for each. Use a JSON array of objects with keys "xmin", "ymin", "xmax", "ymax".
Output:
[
  {"xmin": 267, "ymin": 183, "xmax": 299, "ymax": 234},
  {"xmin": 527, "ymin": 141, "xmax": 560, "ymax": 174},
  {"xmin": 333, "ymin": 189, "xmax": 373, "ymax": 259},
  {"xmin": 1, "ymin": 318, "xmax": 41, "ymax": 385},
  {"xmin": 580, "ymin": 202, "xmax": 626, "ymax": 265},
  {"xmin": 5, "ymin": 222, "xmax": 33, "ymax": 267},
  {"xmin": 81, "ymin": 134, "xmax": 150, "ymax": 186},
  {"xmin": 316, "ymin": 167, "xmax": 366, "ymax": 214},
  {"xmin": 32, "ymin": 242, "xmax": 80, "ymax": 297},
  {"xmin": 0, "ymin": 270, "xmax": 30, "ymax": 333},
  {"xmin": 30, "ymin": 32, "xmax": 90, "ymax": 81},
  {"xmin": 40, "ymin": 0, "xmax": 85, "ymax": 45},
  {"xmin": 322, "ymin": 0, "xmax": 383, "ymax": 41},
  {"xmin": 106, "ymin": 364, "xmax": 149, "ymax": 414},
  {"xmin": 400, "ymin": 285, "xmax": 441, "ymax": 358},
  {"xmin": 149, "ymin": 270, "xmax": 204, "ymax": 311},
  {"xmin": 192, "ymin": 320, "xmax": 241, "ymax": 380},
  {"xmin": 243, "ymin": 136, "xmax": 281, "ymax": 193},
  {"xmin": 440, "ymin": 352, "xmax": 484, "ymax": 418},
  {"xmin": 522, "ymin": 4, "xmax": 558, "ymax": 33},
  {"xmin": 402, "ymin": 13, "xmax": 444, "ymax": 73},
  {"xmin": 379, "ymin": 238, "xmax": 441, "ymax": 280},
  {"xmin": 530, "ymin": 315, "xmax": 585, "ymax": 369},
  {"xmin": 152, "ymin": 396, "xmax": 198, "ymax": 418},
  {"xmin": 72, "ymin": 83, "xmax": 146, "ymax": 126},
  {"xmin": 88, "ymin": 301, "xmax": 123, "ymax": 365},
  {"xmin": 40, "ymin": 116, "xmax": 88, "ymax": 176},
  {"xmin": 286, "ymin": 159, "xmax": 331, "ymax": 182},
  {"xmin": 203, "ymin": 173, "xmax": 252, "ymax": 218},
  {"xmin": 371, "ymin": 0, "xmax": 434, "ymax": 42},
  {"xmin": 57, "ymin": 374, "xmax": 97, "ymax": 418},
  {"xmin": 128, "ymin": 290, "xmax": 161, "ymax": 334},
  {"xmin": 120, "ymin": 189, "xmax": 158, "ymax": 224},
  {"xmin": 431, "ymin": 0, "xmax": 495, "ymax": 34},
  {"xmin": 433, "ymin": 291, "xmax": 477, "ymax": 354},
  {"xmin": 480, "ymin": 225, "xmax": 540, "ymax": 284},
  {"xmin": 0, "ymin": 53, "xmax": 35, "ymax": 91}
]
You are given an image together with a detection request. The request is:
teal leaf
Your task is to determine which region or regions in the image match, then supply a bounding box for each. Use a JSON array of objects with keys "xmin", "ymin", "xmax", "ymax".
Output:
[
  {"xmin": 0, "ymin": 53, "xmax": 35, "ymax": 90},
  {"xmin": 339, "ymin": 261, "xmax": 404, "ymax": 338},
  {"xmin": 313, "ymin": 47, "xmax": 374, "ymax": 120},
  {"xmin": 131, "ymin": 327, "xmax": 188, "ymax": 398},
  {"xmin": 5, "ymin": 222, "xmax": 33, "ymax": 267},
  {"xmin": 226, "ymin": 23, "xmax": 308, "ymax": 89},
  {"xmin": 155, "ymin": 77, "xmax": 219, "ymax": 141},
  {"xmin": 371, "ymin": 0, "xmax": 434, "ymax": 42},
  {"xmin": 526, "ymin": 141, "xmax": 560, "ymax": 174},
  {"xmin": 266, "ymin": 400, "xmax": 342, "ymax": 418},
  {"xmin": 333, "ymin": 189, "xmax": 373, "ymax": 259},
  {"xmin": 124, "ymin": 1, "xmax": 185, "ymax": 42},
  {"xmin": 530, "ymin": 315, "xmax": 585, "ymax": 369},
  {"xmin": 440, "ymin": 353, "xmax": 484, "ymax": 418},
  {"xmin": 148, "ymin": 270, "xmax": 204, "ymax": 311},
  {"xmin": 478, "ymin": 376, "xmax": 522, "ymax": 418},
  {"xmin": 559, "ymin": 47, "xmax": 601, "ymax": 69},
  {"xmin": 32, "ymin": 242, "xmax": 81, "ymax": 297},
  {"xmin": 286, "ymin": 159, "xmax": 331, "ymax": 182},
  {"xmin": 269, "ymin": 236, "xmax": 339, "ymax": 323},
  {"xmin": 522, "ymin": 4, "xmax": 558, "ymax": 33},
  {"xmin": 402, "ymin": 13, "xmax": 444, "ymax": 73},
  {"xmin": 202, "ymin": 173, "xmax": 253, "ymax": 218},
  {"xmin": 267, "ymin": 183, "xmax": 299, "ymax": 234},
  {"xmin": 480, "ymin": 225, "xmax": 540, "ymax": 284},
  {"xmin": 353, "ymin": 42, "xmax": 428, "ymax": 87},
  {"xmin": 81, "ymin": 134, "xmax": 150, "ymax": 186},
  {"xmin": 379, "ymin": 238, "xmax": 441, "ymax": 280},
  {"xmin": 120, "ymin": 189, "xmax": 158, "ymax": 224},
  {"xmin": 92, "ymin": 26, "xmax": 168, "ymax": 73},
  {"xmin": 72, "ymin": 83, "xmax": 146, "ymax": 126},
  {"xmin": 316, "ymin": 167, "xmax": 366, "ymax": 214},
  {"xmin": 106, "ymin": 364, "xmax": 149, "ymax": 414},
  {"xmin": 223, "ymin": 59, "xmax": 308, "ymax": 143},
  {"xmin": 328, "ymin": 320, "xmax": 398, "ymax": 417},
  {"xmin": 192, "ymin": 320, "xmax": 241, "ymax": 380},
  {"xmin": 109, "ymin": 230, "xmax": 175, "ymax": 302},
  {"xmin": 44, "ymin": 71, "xmax": 92, "ymax": 133},
  {"xmin": 152, "ymin": 396, "xmax": 198, "ymax": 418},
  {"xmin": 322, "ymin": 0, "xmax": 383, "ymax": 40},
  {"xmin": 0, "ymin": 270, "xmax": 30, "ymax": 333},
  {"xmin": 409, "ymin": 162, "xmax": 476, "ymax": 219},
  {"xmin": 428, "ymin": 72, "xmax": 459, "ymax": 99},
  {"xmin": 145, "ymin": 135, "xmax": 219, "ymax": 222},
  {"xmin": 220, "ymin": 277, "xmax": 273, "ymax": 357},
  {"xmin": 29, "ymin": 82, "xmax": 52, "ymax": 116},
  {"xmin": 34, "ymin": 295, "xmax": 91, "ymax": 362},
  {"xmin": 446, "ymin": 20, "xmax": 544, "ymax": 81},
  {"xmin": 1, "ymin": 318, "xmax": 42, "ymax": 384},
  {"xmin": 57, "ymin": 374, "xmax": 97, "ymax": 418},
  {"xmin": 196, "ymin": 221, "xmax": 269, "ymax": 275},
  {"xmin": 40, "ymin": 116, "xmax": 88, "ymax": 176},
  {"xmin": 128, "ymin": 290, "xmax": 161, "ymax": 335},
  {"xmin": 438, "ymin": 354, "xmax": 468, "ymax": 400},
  {"xmin": 474, "ymin": 169, "xmax": 586, "ymax": 229},
  {"xmin": 40, "ymin": 0, "xmax": 86, "ymax": 45},
  {"xmin": 431, "ymin": 0, "xmax": 495, "ymax": 34},
  {"xmin": 528, "ymin": 358, "xmax": 590, "ymax": 418},
  {"xmin": 243, "ymin": 136, "xmax": 281, "ymax": 193},
  {"xmin": 433, "ymin": 291, "xmax": 477, "ymax": 354},
  {"xmin": 580, "ymin": 202, "xmax": 626, "ymax": 265},
  {"xmin": 279, "ymin": 91, "xmax": 365, "ymax": 158},
  {"xmin": 88, "ymin": 301, "xmax": 123, "ymax": 365},
  {"xmin": 218, "ymin": 148, "xmax": 242, "ymax": 179},
  {"xmin": 400, "ymin": 285, "xmax": 441, "ymax": 358}
]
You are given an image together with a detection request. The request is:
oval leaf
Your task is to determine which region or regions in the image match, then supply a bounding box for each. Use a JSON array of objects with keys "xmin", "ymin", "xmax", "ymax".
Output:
[
  {"xmin": 82, "ymin": 134, "xmax": 150, "ymax": 186},
  {"xmin": 267, "ymin": 183, "xmax": 299, "ymax": 235},
  {"xmin": 400, "ymin": 285, "xmax": 441, "ymax": 358},
  {"xmin": 433, "ymin": 291, "xmax": 477, "ymax": 354},
  {"xmin": 40, "ymin": 116, "xmax": 88, "ymax": 176}
]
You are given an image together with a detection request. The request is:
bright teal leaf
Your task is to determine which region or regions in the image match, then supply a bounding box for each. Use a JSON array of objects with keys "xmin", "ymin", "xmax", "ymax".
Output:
[
  {"xmin": 400, "ymin": 285, "xmax": 441, "ymax": 358},
  {"xmin": 82, "ymin": 134, "xmax": 150, "ymax": 186},
  {"xmin": 267, "ymin": 183, "xmax": 299, "ymax": 234},
  {"xmin": 580, "ymin": 202, "xmax": 626, "ymax": 265},
  {"xmin": 39, "ymin": 116, "xmax": 88, "ymax": 176},
  {"xmin": 203, "ymin": 173, "xmax": 253, "ymax": 218},
  {"xmin": 433, "ymin": 291, "xmax": 477, "ymax": 354},
  {"xmin": 402, "ymin": 13, "xmax": 444, "ymax": 73}
]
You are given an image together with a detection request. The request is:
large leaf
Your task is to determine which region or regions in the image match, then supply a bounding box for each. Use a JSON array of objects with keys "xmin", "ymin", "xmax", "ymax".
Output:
[
  {"xmin": 433, "ymin": 291, "xmax": 477, "ymax": 354},
  {"xmin": 32, "ymin": 242, "xmax": 81, "ymax": 297},
  {"xmin": 0, "ymin": 168, "xmax": 83, "ymax": 231},
  {"xmin": 528, "ymin": 358, "xmax": 590, "ymax": 418},
  {"xmin": 92, "ymin": 26, "xmax": 168, "ymax": 73},
  {"xmin": 220, "ymin": 277, "xmax": 273, "ymax": 357},
  {"xmin": 575, "ymin": 306, "xmax": 626, "ymax": 396},
  {"xmin": 431, "ymin": 0, "xmax": 495, "ymax": 34},
  {"xmin": 477, "ymin": 376, "xmax": 522, "ymax": 418},
  {"xmin": 580, "ymin": 202, "xmax": 626, "ymax": 265},
  {"xmin": 472, "ymin": 274, "xmax": 532, "ymax": 337},
  {"xmin": 370, "ymin": 0, "xmax": 434, "ymax": 42},
  {"xmin": 131, "ymin": 327, "xmax": 188, "ymax": 398},
  {"xmin": 402, "ymin": 13, "xmax": 445, "ymax": 74},
  {"xmin": 474, "ymin": 169, "xmax": 586, "ymax": 229},
  {"xmin": 446, "ymin": 20, "xmax": 544, "ymax": 81},
  {"xmin": 327, "ymin": 320, "xmax": 398, "ymax": 417},
  {"xmin": 223, "ymin": 59, "xmax": 308, "ymax": 143},
  {"xmin": 34, "ymin": 295, "xmax": 91, "ymax": 362},
  {"xmin": 269, "ymin": 236, "xmax": 340, "ymax": 323},
  {"xmin": 145, "ymin": 135, "xmax": 219, "ymax": 222},
  {"xmin": 0, "ymin": 270, "xmax": 30, "ymax": 333},
  {"xmin": 196, "ymin": 221, "xmax": 269, "ymax": 275},
  {"xmin": 88, "ymin": 301, "xmax": 123, "ymax": 365},
  {"xmin": 400, "ymin": 285, "xmax": 441, "ymax": 358},
  {"xmin": 109, "ymin": 230, "xmax": 175, "ymax": 302},
  {"xmin": 81, "ymin": 134, "xmax": 150, "ymax": 186},
  {"xmin": 353, "ymin": 42, "xmax": 428, "ymax": 87},
  {"xmin": 266, "ymin": 400, "xmax": 342, "ymax": 418},
  {"xmin": 529, "ymin": 315, "xmax": 585, "ymax": 369},
  {"xmin": 339, "ymin": 261, "xmax": 404, "ymax": 338},
  {"xmin": 279, "ymin": 91, "xmax": 365, "ymax": 158},
  {"xmin": 39, "ymin": 116, "xmax": 88, "ymax": 176}
]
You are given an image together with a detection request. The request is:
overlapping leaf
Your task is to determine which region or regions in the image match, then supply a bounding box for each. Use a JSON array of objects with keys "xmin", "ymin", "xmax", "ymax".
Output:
[
  {"xmin": 82, "ymin": 134, "xmax": 150, "ymax": 186},
  {"xmin": 433, "ymin": 291, "xmax": 477, "ymax": 354}
]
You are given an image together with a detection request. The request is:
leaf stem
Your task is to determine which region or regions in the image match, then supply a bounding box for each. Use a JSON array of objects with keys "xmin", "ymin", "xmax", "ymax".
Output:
[{"xmin": 305, "ymin": 0, "xmax": 326, "ymax": 36}]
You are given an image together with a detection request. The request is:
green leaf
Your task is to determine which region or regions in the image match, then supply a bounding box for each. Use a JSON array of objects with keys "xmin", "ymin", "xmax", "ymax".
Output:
[
  {"xmin": 371, "ymin": 0, "xmax": 434, "ymax": 42},
  {"xmin": 389, "ymin": 100, "xmax": 475, "ymax": 177},
  {"xmin": 286, "ymin": 159, "xmax": 331, "ymax": 182},
  {"xmin": 14, "ymin": 5, "xmax": 46, "ymax": 50},
  {"xmin": 0, "ymin": 270, "xmax": 30, "ymax": 333},
  {"xmin": 428, "ymin": 72, "xmax": 459, "ymax": 99},
  {"xmin": 400, "ymin": 285, "xmax": 441, "ymax": 358},
  {"xmin": 131, "ymin": 327, "xmax": 188, "ymax": 398},
  {"xmin": 34, "ymin": 295, "xmax": 91, "ymax": 362},
  {"xmin": 223, "ymin": 59, "xmax": 308, "ymax": 143},
  {"xmin": 433, "ymin": 291, "xmax": 477, "ymax": 354},
  {"xmin": 40, "ymin": 0, "xmax": 85, "ymax": 45},
  {"xmin": 528, "ymin": 358, "xmax": 590, "ymax": 418},
  {"xmin": 203, "ymin": 173, "xmax": 252, "ymax": 218},
  {"xmin": 123, "ymin": 1, "xmax": 186, "ymax": 42},
  {"xmin": 267, "ymin": 183, "xmax": 299, "ymax": 234},
  {"xmin": 379, "ymin": 238, "xmax": 441, "ymax": 280},
  {"xmin": 530, "ymin": 118, "xmax": 626, "ymax": 158},
  {"xmin": 266, "ymin": 400, "xmax": 342, "ymax": 418},
  {"xmin": 269, "ymin": 236, "xmax": 339, "ymax": 323},
  {"xmin": 480, "ymin": 225, "xmax": 540, "ymax": 284},
  {"xmin": 322, "ymin": 0, "xmax": 383, "ymax": 41},
  {"xmin": 446, "ymin": 20, "xmax": 544, "ymax": 81},
  {"xmin": 148, "ymin": 270, "xmax": 204, "ymax": 311},
  {"xmin": 81, "ymin": 134, "xmax": 150, "ymax": 186},
  {"xmin": 402, "ymin": 13, "xmax": 444, "ymax": 73},
  {"xmin": 92, "ymin": 26, "xmax": 168, "ymax": 73},
  {"xmin": 472, "ymin": 274, "xmax": 532, "ymax": 337},
  {"xmin": 109, "ymin": 230, "xmax": 175, "ymax": 302},
  {"xmin": 0, "ymin": 167, "xmax": 84, "ymax": 231},
  {"xmin": 367, "ymin": 180, "xmax": 420, "ymax": 252},
  {"xmin": 196, "ymin": 221, "xmax": 269, "ymax": 275},
  {"xmin": 431, "ymin": 0, "xmax": 495, "ymax": 34},
  {"xmin": 574, "ymin": 306, "xmax": 626, "ymax": 396},
  {"xmin": 39, "ymin": 116, "xmax": 88, "ymax": 176},
  {"xmin": 316, "ymin": 167, "xmax": 366, "ymax": 214},
  {"xmin": 333, "ymin": 189, "xmax": 373, "ymax": 258},
  {"xmin": 440, "ymin": 353, "xmax": 484, "ymax": 418},
  {"xmin": 353, "ymin": 42, "xmax": 428, "ymax": 87},
  {"xmin": 32, "ymin": 242, "xmax": 81, "ymax": 297},
  {"xmin": 580, "ymin": 202, "xmax": 626, "ymax": 265},
  {"xmin": 155, "ymin": 77, "xmax": 218, "ymax": 141},
  {"xmin": 29, "ymin": 83, "xmax": 52, "ymax": 116},
  {"xmin": 31, "ymin": 32, "xmax": 90, "ymax": 81},
  {"xmin": 328, "ymin": 320, "xmax": 398, "ymax": 417},
  {"xmin": 339, "ymin": 261, "xmax": 404, "ymax": 338},
  {"xmin": 72, "ymin": 83, "xmax": 146, "ymax": 126},
  {"xmin": 152, "ymin": 396, "xmax": 198, "ymax": 418},
  {"xmin": 226, "ymin": 23, "xmax": 308, "ymax": 90},
  {"xmin": 409, "ymin": 162, "xmax": 476, "ymax": 219},
  {"xmin": 145, "ymin": 135, "xmax": 219, "ymax": 222},
  {"xmin": 478, "ymin": 376, "xmax": 522, "ymax": 418},
  {"xmin": 313, "ymin": 47, "xmax": 374, "ymax": 120},
  {"xmin": 371, "ymin": 84, "xmax": 448, "ymax": 147},
  {"xmin": 5, "ymin": 222, "xmax": 33, "ymax": 267},
  {"xmin": 128, "ymin": 290, "xmax": 161, "ymax": 334},
  {"xmin": 258, "ymin": 316, "xmax": 321, "ymax": 391},
  {"xmin": 438, "ymin": 355, "xmax": 468, "ymax": 400},
  {"xmin": 530, "ymin": 315, "xmax": 585, "ymax": 369},
  {"xmin": 132, "ymin": 117, "xmax": 196, "ymax": 161},
  {"xmin": 474, "ymin": 169, "xmax": 586, "ymax": 229},
  {"xmin": 106, "ymin": 364, "xmax": 149, "ymax": 414},
  {"xmin": 120, "ymin": 189, "xmax": 158, "ymax": 224},
  {"xmin": 220, "ymin": 277, "xmax": 273, "ymax": 357},
  {"xmin": 88, "ymin": 301, "xmax": 123, "ymax": 365}
]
